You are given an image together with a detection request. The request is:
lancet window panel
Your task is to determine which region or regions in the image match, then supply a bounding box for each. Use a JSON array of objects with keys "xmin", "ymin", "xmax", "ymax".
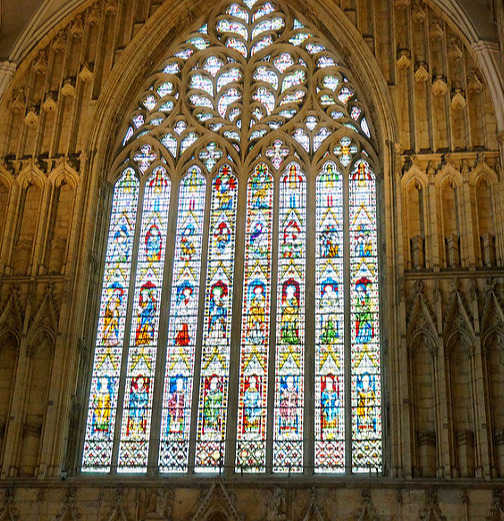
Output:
[
  {"xmin": 159, "ymin": 167, "xmax": 206, "ymax": 472},
  {"xmin": 82, "ymin": 0, "xmax": 383, "ymax": 475}
]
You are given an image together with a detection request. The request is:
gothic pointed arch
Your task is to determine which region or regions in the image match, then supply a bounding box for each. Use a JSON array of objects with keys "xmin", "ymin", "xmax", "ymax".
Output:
[
  {"xmin": 407, "ymin": 294, "xmax": 438, "ymax": 477},
  {"xmin": 190, "ymin": 483, "xmax": 242, "ymax": 521},
  {"xmin": 81, "ymin": 0, "xmax": 384, "ymax": 476},
  {"xmin": 481, "ymin": 291, "xmax": 504, "ymax": 476},
  {"xmin": 443, "ymin": 292, "xmax": 477, "ymax": 477}
]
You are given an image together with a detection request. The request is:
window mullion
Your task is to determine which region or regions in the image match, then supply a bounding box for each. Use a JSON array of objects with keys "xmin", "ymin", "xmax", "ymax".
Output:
[
  {"xmin": 266, "ymin": 171, "xmax": 280, "ymax": 474},
  {"xmin": 344, "ymin": 169, "xmax": 352, "ymax": 475},
  {"xmin": 304, "ymin": 167, "xmax": 316, "ymax": 475}
]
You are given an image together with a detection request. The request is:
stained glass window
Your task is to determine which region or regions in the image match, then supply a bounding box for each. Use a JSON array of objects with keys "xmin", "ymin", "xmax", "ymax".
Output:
[
  {"xmin": 159, "ymin": 167, "xmax": 206, "ymax": 472},
  {"xmin": 83, "ymin": 0, "xmax": 382, "ymax": 476},
  {"xmin": 315, "ymin": 161, "xmax": 345, "ymax": 472},
  {"xmin": 196, "ymin": 165, "xmax": 238, "ymax": 471},
  {"xmin": 117, "ymin": 166, "xmax": 171, "ymax": 472},
  {"xmin": 82, "ymin": 168, "xmax": 140, "ymax": 472},
  {"xmin": 236, "ymin": 163, "xmax": 274, "ymax": 472},
  {"xmin": 349, "ymin": 160, "xmax": 382, "ymax": 472},
  {"xmin": 273, "ymin": 162, "xmax": 306, "ymax": 473}
]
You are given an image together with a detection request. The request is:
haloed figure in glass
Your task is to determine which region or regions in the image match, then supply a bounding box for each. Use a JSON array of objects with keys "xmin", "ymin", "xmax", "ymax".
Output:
[
  {"xmin": 279, "ymin": 375, "xmax": 299, "ymax": 434},
  {"xmin": 356, "ymin": 372, "xmax": 377, "ymax": 433},
  {"xmin": 102, "ymin": 282, "xmax": 124, "ymax": 346},
  {"xmin": 282, "ymin": 219, "xmax": 302, "ymax": 258},
  {"xmin": 136, "ymin": 281, "xmax": 158, "ymax": 345},
  {"xmin": 321, "ymin": 224, "xmax": 340, "ymax": 258},
  {"xmin": 145, "ymin": 224, "xmax": 162, "ymax": 262},
  {"xmin": 247, "ymin": 281, "xmax": 266, "ymax": 345},
  {"xmin": 251, "ymin": 166, "xmax": 270, "ymax": 209},
  {"xmin": 321, "ymin": 374, "xmax": 341, "ymax": 439},
  {"xmin": 215, "ymin": 221, "xmax": 231, "ymax": 255},
  {"xmin": 320, "ymin": 280, "xmax": 339, "ymax": 344},
  {"xmin": 92, "ymin": 376, "xmax": 114, "ymax": 435},
  {"xmin": 208, "ymin": 281, "xmax": 228, "ymax": 342},
  {"xmin": 181, "ymin": 222, "xmax": 196, "ymax": 260},
  {"xmin": 355, "ymin": 277, "xmax": 374, "ymax": 344},
  {"xmin": 203, "ymin": 375, "xmax": 223, "ymax": 436},
  {"xmin": 127, "ymin": 375, "xmax": 150, "ymax": 438},
  {"xmin": 243, "ymin": 374, "xmax": 262, "ymax": 433},
  {"xmin": 355, "ymin": 224, "xmax": 372, "ymax": 257},
  {"xmin": 280, "ymin": 279, "xmax": 300, "ymax": 345},
  {"xmin": 167, "ymin": 376, "xmax": 186, "ymax": 435},
  {"xmin": 250, "ymin": 220, "xmax": 268, "ymax": 258},
  {"xmin": 215, "ymin": 167, "xmax": 236, "ymax": 210},
  {"xmin": 112, "ymin": 223, "xmax": 131, "ymax": 263}
]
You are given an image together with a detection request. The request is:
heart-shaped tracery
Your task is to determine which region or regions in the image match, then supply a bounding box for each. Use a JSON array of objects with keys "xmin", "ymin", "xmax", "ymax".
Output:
[{"xmin": 120, "ymin": 0, "xmax": 373, "ymax": 158}]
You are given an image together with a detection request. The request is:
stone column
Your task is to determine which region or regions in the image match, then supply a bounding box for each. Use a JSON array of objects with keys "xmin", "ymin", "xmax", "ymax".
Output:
[{"xmin": 0, "ymin": 61, "xmax": 16, "ymax": 102}]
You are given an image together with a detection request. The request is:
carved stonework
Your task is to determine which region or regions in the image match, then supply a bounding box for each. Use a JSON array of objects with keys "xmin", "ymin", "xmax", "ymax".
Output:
[
  {"xmin": 190, "ymin": 484, "xmax": 242, "ymax": 521},
  {"xmin": 142, "ymin": 489, "xmax": 174, "ymax": 520},
  {"xmin": 481, "ymin": 292, "xmax": 504, "ymax": 348},
  {"xmin": 0, "ymin": 489, "xmax": 19, "ymax": 521},
  {"xmin": 43, "ymin": 92, "xmax": 58, "ymax": 112},
  {"xmin": 443, "ymin": 292, "xmax": 474, "ymax": 345},
  {"xmin": 357, "ymin": 490, "xmax": 379, "ymax": 521},
  {"xmin": 28, "ymin": 283, "xmax": 60, "ymax": 334},
  {"xmin": 432, "ymin": 75, "xmax": 448, "ymax": 97},
  {"xmin": 301, "ymin": 489, "xmax": 328, "ymax": 521},
  {"xmin": 448, "ymin": 39, "xmax": 463, "ymax": 62},
  {"xmin": 0, "ymin": 284, "xmax": 24, "ymax": 333},
  {"xmin": 467, "ymin": 71, "xmax": 483, "ymax": 93},
  {"xmin": 79, "ymin": 64, "xmax": 94, "ymax": 83},
  {"xmin": 421, "ymin": 490, "xmax": 446, "ymax": 521},
  {"xmin": 25, "ymin": 106, "xmax": 40, "ymax": 128},
  {"xmin": 33, "ymin": 51, "xmax": 47, "ymax": 75},
  {"xmin": 415, "ymin": 62, "xmax": 430, "ymax": 83},
  {"xmin": 102, "ymin": 490, "xmax": 131, "ymax": 521},
  {"xmin": 61, "ymin": 78, "xmax": 76, "ymax": 97},
  {"xmin": 265, "ymin": 488, "xmax": 287, "ymax": 521},
  {"xmin": 397, "ymin": 49, "xmax": 412, "ymax": 69},
  {"xmin": 412, "ymin": 1, "xmax": 426, "ymax": 22},
  {"xmin": 487, "ymin": 490, "xmax": 504, "ymax": 521},
  {"xmin": 451, "ymin": 89, "xmax": 466, "ymax": 111},
  {"xmin": 55, "ymin": 488, "xmax": 81, "ymax": 521}
]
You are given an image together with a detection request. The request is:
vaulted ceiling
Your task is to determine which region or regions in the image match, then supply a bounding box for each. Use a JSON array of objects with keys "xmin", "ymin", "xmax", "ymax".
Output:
[{"xmin": 0, "ymin": 0, "xmax": 499, "ymax": 62}]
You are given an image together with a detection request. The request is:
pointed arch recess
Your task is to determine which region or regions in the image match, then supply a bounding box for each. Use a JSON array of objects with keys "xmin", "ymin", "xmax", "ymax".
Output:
[{"xmin": 81, "ymin": 0, "xmax": 386, "ymax": 475}]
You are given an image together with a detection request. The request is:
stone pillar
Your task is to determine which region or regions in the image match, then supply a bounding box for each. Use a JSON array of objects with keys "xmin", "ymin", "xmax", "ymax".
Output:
[
  {"xmin": 417, "ymin": 430, "xmax": 436, "ymax": 477},
  {"xmin": 494, "ymin": 430, "xmax": 504, "ymax": 478},
  {"xmin": 480, "ymin": 232, "xmax": 496, "ymax": 267},
  {"xmin": 410, "ymin": 235, "xmax": 425, "ymax": 269},
  {"xmin": 445, "ymin": 233, "xmax": 460, "ymax": 268},
  {"xmin": 456, "ymin": 429, "xmax": 475, "ymax": 478},
  {"xmin": 20, "ymin": 422, "xmax": 42, "ymax": 477},
  {"xmin": 0, "ymin": 61, "xmax": 16, "ymax": 102}
]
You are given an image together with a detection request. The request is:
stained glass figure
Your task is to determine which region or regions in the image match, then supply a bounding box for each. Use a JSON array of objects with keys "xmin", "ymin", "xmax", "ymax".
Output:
[
  {"xmin": 116, "ymin": 166, "xmax": 171, "ymax": 472},
  {"xmin": 315, "ymin": 161, "xmax": 345, "ymax": 472},
  {"xmin": 236, "ymin": 164, "xmax": 273, "ymax": 472},
  {"xmin": 159, "ymin": 166, "xmax": 206, "ymax": 472},
  {"xmin": 82, "ymin": 168, "xmax": 140, "ymax": 472},
  {"xmin": 273, "ymin": 162, "xmax": 306, "ymax": 472},
  {"xmin": 195, "ymin": 165, "xmax": 238, "ymax": 471},
  {"xmin": 349, "ymin": 160, "xmax": 382, "ymax": 472}
]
